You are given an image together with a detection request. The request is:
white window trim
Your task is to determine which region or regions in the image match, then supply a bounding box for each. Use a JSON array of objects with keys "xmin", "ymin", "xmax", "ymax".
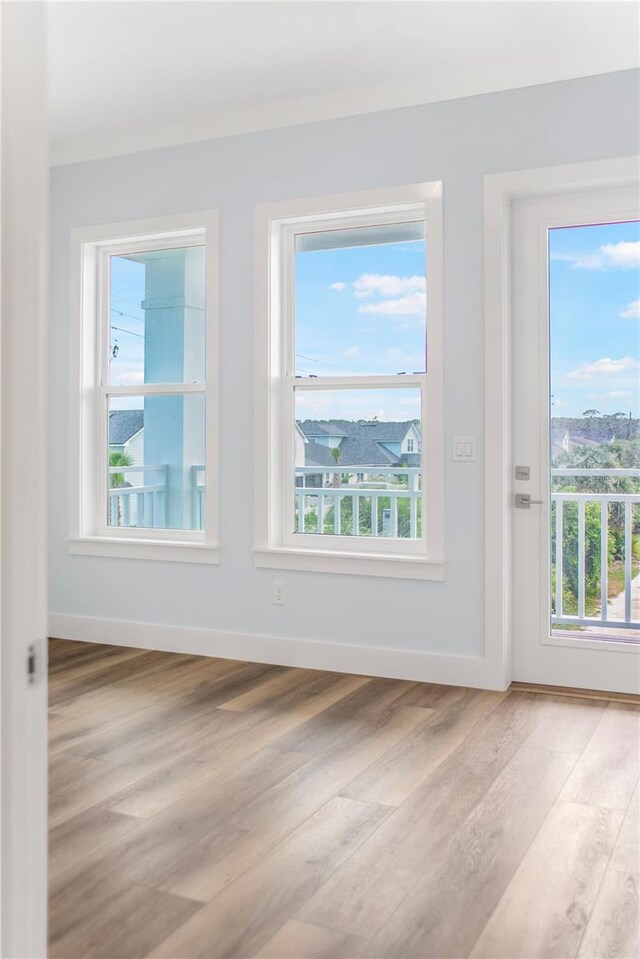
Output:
[
  {"xmin": 254, "ymin": 183, "xmax": 444, "ymax": 580},
  {"xmin": 67, "ymin": 210, "xmax": 220, "ymax": 563}
]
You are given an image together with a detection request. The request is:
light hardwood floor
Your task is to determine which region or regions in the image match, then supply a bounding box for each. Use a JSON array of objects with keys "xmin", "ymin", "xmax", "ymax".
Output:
[{"xmin": 48, "ymin": 638, "xmax": 640, "ymax": 959}]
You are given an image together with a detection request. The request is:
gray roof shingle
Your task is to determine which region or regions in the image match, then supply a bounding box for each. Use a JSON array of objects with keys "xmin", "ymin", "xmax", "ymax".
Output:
[
  {"xmin": 302, "ymin": 423, "xmax": 348, "ymax": 438},
  {"xmin": 304, "ymin": 440, "xmax": 338, "ymax": 468},
  {"xmin": 109, "ymin": 410, "xmax": 144, "ymax": 446},
  {"xmin": 298, "ymin": 420, "xmax": 419, "ymax": 468}
]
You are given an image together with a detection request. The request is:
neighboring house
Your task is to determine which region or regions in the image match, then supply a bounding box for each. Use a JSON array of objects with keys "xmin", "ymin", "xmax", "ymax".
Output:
[
  {"xmin": 296, "ymin": 419, "xmax": 421, "ymax": 487},
  {"xmin": 294, "ymin": 422, "xmax": 308, "ymax": 469},
  {"xmin": 550, "ymin": 425, "xmax": 602, "ymax": 462},
  {"xmin": 109, "ymin": 410, "xmax": 144, "ymax": 466},
  {"xmin": 108, "ymin": 410, "xmax": 144, "ymax": 518}
]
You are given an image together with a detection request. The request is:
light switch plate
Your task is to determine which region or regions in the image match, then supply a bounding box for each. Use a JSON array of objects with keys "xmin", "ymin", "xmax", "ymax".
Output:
[{"xmin": 452, "ymin": 436, "xmax": 476, "ymax": 462}]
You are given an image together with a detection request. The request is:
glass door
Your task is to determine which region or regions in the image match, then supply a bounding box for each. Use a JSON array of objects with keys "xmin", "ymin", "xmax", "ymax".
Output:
[
  {"xmin": 549, "ymin": 219, "xmax": 640, "ymax": 642},
  {"xmin": 512, "ymin": 185, "xmax": 640, "ymax": 693}
]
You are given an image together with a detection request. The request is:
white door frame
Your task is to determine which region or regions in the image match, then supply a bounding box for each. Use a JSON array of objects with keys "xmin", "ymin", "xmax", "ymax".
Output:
[
  {"xmin": 1, "ymin": 3, "xmax": 49, "ymax": 956},
  {"xmin": 484, "ymin": 156, "xmax": 640, "ymax": 691}
]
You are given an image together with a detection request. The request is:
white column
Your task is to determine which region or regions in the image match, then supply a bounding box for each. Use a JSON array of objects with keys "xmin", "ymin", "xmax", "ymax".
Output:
[{"xmin": 1, "ymin": 3, "xmax": 48, "ymax": 956}]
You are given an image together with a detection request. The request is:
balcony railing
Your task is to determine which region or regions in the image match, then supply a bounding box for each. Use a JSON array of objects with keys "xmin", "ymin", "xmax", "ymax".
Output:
[
  {"xmin": 191, "ymin": 466, "xmax": 206, "ymax": 530},
  {"xmin": 295, "ymin": 467, "xmax": 421, "ymax": 538},
  {"xmin": 108, "ymin": 465, "xmax": 167, "ymax": 528},
  {"xmin": 108, "ymin": 465, "xmax": 206, "ymax": 530},
  {"xmin": 551, "ymin": 468, "xmax": 639, "ymax": 634}
]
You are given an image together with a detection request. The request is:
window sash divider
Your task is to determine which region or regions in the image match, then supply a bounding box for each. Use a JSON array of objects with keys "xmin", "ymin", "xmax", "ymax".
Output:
[
  {"xmin": 102, "ymin": 383, "xmax": 206, "ymax": 397},
  {"xmin": 291, "ymin": 374, "xmax": 426, "ymax": 391}
]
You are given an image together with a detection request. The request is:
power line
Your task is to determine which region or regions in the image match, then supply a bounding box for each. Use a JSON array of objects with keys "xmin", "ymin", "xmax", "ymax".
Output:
[
  {"xmin": 112, "ymin": 292, "xmax": 144, "ymax": 310},
  {"xmin": 295, "ymin": 352, "xmax": 358, "ymax": 374},
  {"xmin": 110, "ymin": 324, "xmax": 144, "ymax": 339},
  {"xmin": 111, "ymin": 307, "xmax": 145, "ymax": 325}
]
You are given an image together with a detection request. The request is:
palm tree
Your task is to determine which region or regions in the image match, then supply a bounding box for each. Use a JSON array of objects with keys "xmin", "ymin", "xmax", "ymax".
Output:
[
  {"xmin": 330, "ymin": 445, "xmax": 342, "ymax": 488},
  {"xmin": 109, "ymin": 450, "xmax": 132, "ymax": 487},
  {"xmin": 108, "ymin": 450, "xmax": 132, "ymax": 525}
]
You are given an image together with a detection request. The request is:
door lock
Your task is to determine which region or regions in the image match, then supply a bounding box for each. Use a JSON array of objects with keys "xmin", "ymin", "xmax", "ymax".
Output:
[{"xmin": 515, "ymin": 493, "xmax": 543, "ymax": 509}]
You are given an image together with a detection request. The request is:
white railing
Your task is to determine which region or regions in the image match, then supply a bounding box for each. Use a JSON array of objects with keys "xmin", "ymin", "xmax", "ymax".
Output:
[
  {"xmin": 191, "ymin": 466, "xmax": 205, "ymax": 530},
  {"xmin": 108, "ymin": 465, "xmax": 167, "ymax": 529},
  {"xmin": 295, "ymin": 467, "xmax": 421, "ymax": 538},
  {"xmin": 551, "ymin": 468, "xmax": 639, "ymax": 632},
  {"xmin": 108, "ymin": 465, "xmax": 207, "ymax": 530}
]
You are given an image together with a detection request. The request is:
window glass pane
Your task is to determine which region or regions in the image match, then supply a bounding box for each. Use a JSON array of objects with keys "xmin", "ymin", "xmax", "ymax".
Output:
[
  {"xmin": 107, "ymin": 394, "xmax": 205, "ymax": 531},
  {"xmin": 109, "ymin": 245, "xmax": 205, "ymax": 386},
  {"xmin": 294, "ymin": 221, "xmax": 426, "ymax": 376},
  {"xmin": 294, "ymin": 388, "xmax": 422, "ymax": 538},
  {"xmin": 548, "ymin": 218, "xmax": 640, "ymax": 640}
]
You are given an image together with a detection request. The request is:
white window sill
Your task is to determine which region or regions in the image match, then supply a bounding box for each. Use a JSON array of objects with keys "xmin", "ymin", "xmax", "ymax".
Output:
[
  {"xmin": 253, "ymin": 547, "xmax": 445, "ymax": 580},
  {"xmin": 67, "ymin": 537, "xmax": 220, "ymax": 564}
]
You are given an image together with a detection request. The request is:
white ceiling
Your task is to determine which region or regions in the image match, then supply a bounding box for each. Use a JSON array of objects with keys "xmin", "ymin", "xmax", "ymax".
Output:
[{"xmin": 47, "ymin": 1, "xmax": 640, "ymax": 166}]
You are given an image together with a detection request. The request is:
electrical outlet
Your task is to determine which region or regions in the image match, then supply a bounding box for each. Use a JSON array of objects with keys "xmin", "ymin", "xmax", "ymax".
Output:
[{"xmin": 273, "ymin": 582, "xmax": 286, "ymax": 605}]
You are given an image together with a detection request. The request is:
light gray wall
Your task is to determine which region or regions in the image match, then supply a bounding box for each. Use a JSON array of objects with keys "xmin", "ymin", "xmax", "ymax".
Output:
[{"xmin": 49, "ymin": 70, "xmax": 640, "ymax": 658}]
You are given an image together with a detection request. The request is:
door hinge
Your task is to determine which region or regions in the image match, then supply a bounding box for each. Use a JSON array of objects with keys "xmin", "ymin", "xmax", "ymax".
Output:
[{"xmin": 27, "ymin": 644, "xmax": 37, "ymax": 684}]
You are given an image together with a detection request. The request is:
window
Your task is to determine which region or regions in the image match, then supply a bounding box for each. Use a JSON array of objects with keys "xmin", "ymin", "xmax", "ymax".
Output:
[
  {"xmin": 255, "ymin": 184, "xmax": 444, "ymax": 578},
  {"xmin": 68, "ymin": 212, "xmax": 219, "ymax": 562}
]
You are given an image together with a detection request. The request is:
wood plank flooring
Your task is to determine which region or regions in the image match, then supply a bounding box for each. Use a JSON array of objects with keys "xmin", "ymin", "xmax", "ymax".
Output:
[{"xmin": 48, "ymin": 639, "xmax": 640, "ymax": 959}]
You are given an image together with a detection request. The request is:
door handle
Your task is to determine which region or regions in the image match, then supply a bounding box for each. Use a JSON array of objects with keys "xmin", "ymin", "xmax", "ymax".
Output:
[{"xmin": 515, "ymin": 493, "xmax": 543, "ymax": 509}]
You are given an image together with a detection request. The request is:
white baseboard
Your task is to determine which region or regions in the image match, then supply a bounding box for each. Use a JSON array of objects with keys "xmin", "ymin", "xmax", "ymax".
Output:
[{"xmin": 48, "ymin": 613, "xmax": 506, "ymax": 690}]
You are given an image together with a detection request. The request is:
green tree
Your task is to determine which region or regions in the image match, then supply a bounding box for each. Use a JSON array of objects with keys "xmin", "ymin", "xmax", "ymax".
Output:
[
  {"xmin": 551, "ymin": 501, "xmax": 602, "ymax": 615},
  {"xmin": 108, "ymin": 450, "xmax": 133, "ymax": 527},
  {"xmin": 108, "ymin": 450, "xmax": 133, "ymax": 487},
  {"xmin": 329, "ymin": 445, "xmax": 342, "ymax": 489},
  {"xmin": 551, "ymin": 438, "xmax": 640, "ymax": 616}
]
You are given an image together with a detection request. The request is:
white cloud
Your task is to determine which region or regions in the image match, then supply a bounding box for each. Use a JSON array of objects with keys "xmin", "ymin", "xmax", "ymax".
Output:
[
  {"xmin": 621, "ymin": 299, "xmax": 640, "ymax": 319},
  {"xmin": 566, "ymin": 356, "xmax": 639, "ymax": 380},
  {"xmin": 551, "ymin": 252, "xmax": 603, "ymax": 269},
  {"xmin": 112, "ymin": 367, "xmax": 144, "ymax": 386},
  {"xmin": 353, "ymin": 274, "xmax": 426, "ymax": 298},
  {"xmin": 342, "ymin": 346, "xmax": 361, "ymax": 357},
  {"xmin": 359, "ymin": 291, "xmax": 426, "ymax": 317},
  {"xmin": 587, "ymin": 390, "xmax": 633, "ymax": 401},
  {"xmin": 329, "ymin": 281, "xmax": 347, "ymax": 291},
  {"xmin": 553, "ymin": 240, "xmax": 640, "ymax": 270},
  {"xmin": 601, "ymin": 241, "xmax": 640, "ymax": 268},
  {"xmin": 383, "ymin": 347, "xmax": 424, "ymax": 371},
  {"xmin": 295, "ymin": 388, "xmax": 417, "ymax": 421}
]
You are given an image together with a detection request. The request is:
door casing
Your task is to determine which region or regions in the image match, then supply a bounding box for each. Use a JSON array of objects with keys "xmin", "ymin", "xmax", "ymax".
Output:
[
  {"xmin": 511, "ymin": 186, "xmax": 640, "ymax": 692},
  {"xmin": 483, "ymin": 157, "xmax": 640, "ymax": 692}
]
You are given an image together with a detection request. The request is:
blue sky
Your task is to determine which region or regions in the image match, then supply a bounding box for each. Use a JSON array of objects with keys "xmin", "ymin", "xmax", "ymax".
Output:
[
  {"xmin": 294, "ymin": 238, "xmax": 425, "ymax": 421},
  {"xmin": 295, "ymin": 239, "xmax": 426, "ymax": 377},
  {"xmin": 109, "ymin": 254, "xmax": 145, "ymax": 408},
  {"xmin": 109, "ymin": 221, "xmax": 639, "ymax": 422},
  {"xmin": 549, "ymin": 220, "xmax": 640, "ymax": 418}
]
